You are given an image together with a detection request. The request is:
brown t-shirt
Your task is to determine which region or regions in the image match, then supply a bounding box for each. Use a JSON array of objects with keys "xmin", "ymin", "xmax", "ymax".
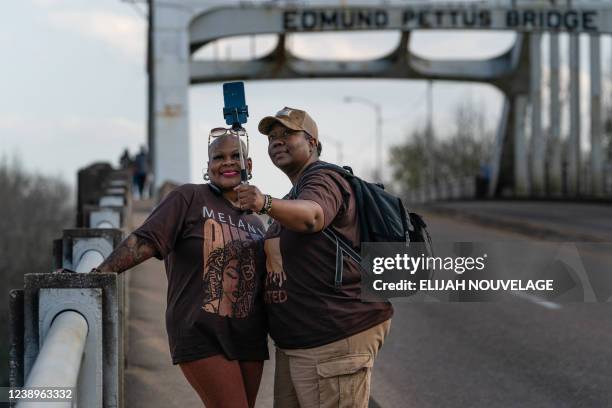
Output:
[
  {"xmin": 133, "ymin": 184, "xmax": 269, "ymax": 364},
  {"xmin": 264, "ymin": 161, "xmax": 393, "ymax": 349}
]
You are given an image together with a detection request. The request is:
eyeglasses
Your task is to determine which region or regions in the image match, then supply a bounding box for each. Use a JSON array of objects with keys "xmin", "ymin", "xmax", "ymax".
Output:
[{"xmin": 208, "ymin": 127, "xmax": 250, "ymax": 155}]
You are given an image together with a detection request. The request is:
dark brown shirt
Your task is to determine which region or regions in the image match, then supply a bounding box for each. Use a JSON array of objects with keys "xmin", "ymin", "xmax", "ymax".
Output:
[
  {"xmin": 134, "ymin": 184, "xmax": 268, "ymax": 364},
  {"xmin": 264, "ymin": 161, "xmax": 393, "ymax": 349}
]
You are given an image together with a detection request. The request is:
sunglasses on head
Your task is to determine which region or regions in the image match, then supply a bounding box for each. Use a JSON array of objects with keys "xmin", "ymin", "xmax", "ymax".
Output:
[{"xmin": 208, "ymin": 127, "xmax": 250, "ymax": 155}]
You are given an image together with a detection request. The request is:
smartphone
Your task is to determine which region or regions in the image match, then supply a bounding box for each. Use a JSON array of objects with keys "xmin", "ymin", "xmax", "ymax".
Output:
[{"xmin": 223, "ymin": 82, "xmax": 249, "ymax": 126}]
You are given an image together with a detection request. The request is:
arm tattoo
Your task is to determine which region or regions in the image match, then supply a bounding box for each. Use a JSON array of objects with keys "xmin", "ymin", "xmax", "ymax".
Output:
[{"xmin": 97, "ymin": 234, "xmax": 157, "ymax": 274}]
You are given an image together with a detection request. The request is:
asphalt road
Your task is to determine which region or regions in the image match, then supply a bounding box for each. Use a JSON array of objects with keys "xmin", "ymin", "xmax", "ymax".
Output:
[{"xmin": 370, "ymin": 212, "xmax": 612, "ymax": 408}]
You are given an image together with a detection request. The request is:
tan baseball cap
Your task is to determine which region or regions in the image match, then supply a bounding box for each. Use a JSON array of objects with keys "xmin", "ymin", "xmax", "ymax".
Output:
[{"xmin": 258, "ymin": 107, "xmax": 318, "ymax": 141}]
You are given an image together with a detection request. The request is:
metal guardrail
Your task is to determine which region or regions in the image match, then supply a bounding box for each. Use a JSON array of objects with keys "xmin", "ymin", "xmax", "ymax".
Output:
[
  {"xmin": 17, "ymin": 311, "xmax": 88, "ymax": 408},
  {"xmin": 404, "ymin": 163, "xmax": 612, "ymax": 204},
  {"xmin": 404, "ymin": 176, "xmax": 478, "ymax": 204},
  {"xmin": 74, "ymin": 250, "xmax": 106, "ymax": 273},
  {"xmin": 9, "ymin": 163, "xmax": 132, "ymax": 408}
]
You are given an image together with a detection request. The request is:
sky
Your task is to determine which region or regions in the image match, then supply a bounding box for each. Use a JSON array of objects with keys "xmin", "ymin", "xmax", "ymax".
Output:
[{"xmin": 1, "ymin": 0, "xmax": 610, "ymax": 199}]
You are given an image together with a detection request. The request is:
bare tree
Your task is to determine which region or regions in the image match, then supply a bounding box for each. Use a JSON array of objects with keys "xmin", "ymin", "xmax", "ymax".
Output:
[
  {"xmin": 389, "ymin": 128, "xmax": 429, "ymax": 190},
  {"xmin": 390, "ymin": 99, "xmax": 494, "ymax": 192},
  {"xmin": 0, "ymin": 157, "xmax": 74, "ymax": 387}
]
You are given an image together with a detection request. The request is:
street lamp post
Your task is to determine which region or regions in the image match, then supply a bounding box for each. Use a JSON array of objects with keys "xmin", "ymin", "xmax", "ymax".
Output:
[{"xmin": 344, "ymin": 96, "xmax": 383, "ymax": 182}]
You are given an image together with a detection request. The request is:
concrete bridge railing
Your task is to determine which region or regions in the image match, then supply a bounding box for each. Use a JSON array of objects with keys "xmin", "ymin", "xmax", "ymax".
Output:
[{"xmin": 8, "ymin": 163, "xmax": 133, "ymax": 408}]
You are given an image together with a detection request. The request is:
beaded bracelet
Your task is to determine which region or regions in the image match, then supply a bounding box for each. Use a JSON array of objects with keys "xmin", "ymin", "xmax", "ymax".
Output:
[
  {"xmin": 257, "ymin": 195, "xmax": 268, "ymax": 215},
  {"xmin": 258, "ymin": 194, "xmax": 273, "ymax": 215}
]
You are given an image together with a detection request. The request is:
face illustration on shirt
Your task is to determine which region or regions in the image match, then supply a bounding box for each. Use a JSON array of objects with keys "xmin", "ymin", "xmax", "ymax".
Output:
[
  {"xmin": 222, "ymin": 259, "xmax": 240, "ymax": 304},
  {"xmin": 202, "ymin": 236, "xmax": 257, "ymax": 318}
]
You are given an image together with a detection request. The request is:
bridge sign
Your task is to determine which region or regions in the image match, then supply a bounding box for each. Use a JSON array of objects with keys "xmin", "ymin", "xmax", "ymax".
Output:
[{"xmin": 281, "ymin": 6, "xmax": 604, "ymax": 33}]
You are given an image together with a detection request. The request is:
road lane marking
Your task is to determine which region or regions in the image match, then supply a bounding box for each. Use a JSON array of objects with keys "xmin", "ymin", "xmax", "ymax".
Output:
[{"xmin": 511, "ymin": 291, "xmax": 562, "ymax": 310}]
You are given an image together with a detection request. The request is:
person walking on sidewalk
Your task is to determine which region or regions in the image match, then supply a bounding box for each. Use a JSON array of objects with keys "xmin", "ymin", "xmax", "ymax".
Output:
[
  {"xmin": 92, "ymin": 132, "xmax": 269, "ymax": 408},
  {"xmin": 133, "ymin": 146, "xmax": 149, "ymax": 199},
  {"xmin": 235, "ymin": 107, "xmax": 393, "ymax": 408}
]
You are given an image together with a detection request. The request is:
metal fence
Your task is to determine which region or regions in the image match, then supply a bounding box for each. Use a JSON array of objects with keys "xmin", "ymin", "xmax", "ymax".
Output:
[
  {"xmin": 403, "ymin": 176, "xmax": 478, "ymax": 204},
  {"xmin": 9, "ymin": 163, "xmax": 132, "ymax": 408}
]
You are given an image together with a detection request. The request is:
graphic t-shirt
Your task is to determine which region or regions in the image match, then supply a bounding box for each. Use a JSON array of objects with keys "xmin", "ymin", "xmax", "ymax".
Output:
[
  {"xmin": 134, "ymin": 184, "xmax": 269, "ymax": 364},
  {"xmin": 264, "ymin": 161, "xmax": 393, "ymax": 349}
]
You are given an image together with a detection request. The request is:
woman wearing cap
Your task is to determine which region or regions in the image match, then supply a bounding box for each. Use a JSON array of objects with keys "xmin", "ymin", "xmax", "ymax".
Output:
[
  {"xmin": 92, "ymin": 130, "xmax": 268, "ymax": 408},
  {"xmin": 235, "ymin": 107, "xmax": 393, "ymax": 408}
]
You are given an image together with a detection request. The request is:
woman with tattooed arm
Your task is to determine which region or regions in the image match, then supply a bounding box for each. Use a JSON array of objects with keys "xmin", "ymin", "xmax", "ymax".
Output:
[{"xmin": 92, "ymin": 131, "xmax": 268, "ymax": 408}]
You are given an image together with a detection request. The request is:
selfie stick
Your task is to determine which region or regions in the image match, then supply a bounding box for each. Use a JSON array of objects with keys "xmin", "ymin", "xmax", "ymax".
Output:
[{"xmin": 222, "ymin": 82, "xmax": 249, "ymax": 184}]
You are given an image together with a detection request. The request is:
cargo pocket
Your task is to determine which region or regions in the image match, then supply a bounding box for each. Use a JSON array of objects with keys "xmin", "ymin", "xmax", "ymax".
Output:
[{"xmin": 316, "ymin": 353, "xmax": 373, "ymax": 408}]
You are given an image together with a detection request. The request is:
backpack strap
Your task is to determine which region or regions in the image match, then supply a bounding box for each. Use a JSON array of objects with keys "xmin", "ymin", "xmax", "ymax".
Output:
[
  {"xmin": 322, "ymin": 228, "xmax": 362, "ymax": 291},
  {"xmin": 289, "ymin": 162, "xmax": 361, "ymax": 291},
  {"xmin": 289, "ymin": 161, "xmax": 353, "ymax": 199}
]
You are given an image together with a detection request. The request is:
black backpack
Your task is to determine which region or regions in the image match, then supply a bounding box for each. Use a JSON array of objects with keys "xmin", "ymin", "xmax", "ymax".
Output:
[{"xmin": 289, "ymin": 162, "xmax": 433, "ymax": 291}]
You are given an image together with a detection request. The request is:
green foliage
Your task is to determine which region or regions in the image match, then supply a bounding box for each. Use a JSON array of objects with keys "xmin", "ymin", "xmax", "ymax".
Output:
[{"xmin": 0, "ymin": 158, "xmax": 74, "ymax": 387}]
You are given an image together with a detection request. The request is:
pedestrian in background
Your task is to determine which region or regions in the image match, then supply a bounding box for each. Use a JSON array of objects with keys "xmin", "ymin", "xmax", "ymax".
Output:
[
  {"xmin": 133, "ymin": 146, "xmax": 149, "ymax": 199},
  {"xmin": 119, "ymin": 148, "xmax": 132, "ymax": 170}
]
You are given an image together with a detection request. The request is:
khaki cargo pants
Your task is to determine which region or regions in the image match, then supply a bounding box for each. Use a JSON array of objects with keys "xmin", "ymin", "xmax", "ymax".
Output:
[{"xmin": 273, "ymin": 319, "xmax": 391, "ymax": 408}]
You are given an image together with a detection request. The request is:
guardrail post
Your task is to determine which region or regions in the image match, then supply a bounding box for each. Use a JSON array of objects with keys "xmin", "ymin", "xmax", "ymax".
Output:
[
  {"xmin": 88, "ymin": 207, "xmax": 122, "ymax": 229},
  {"xmin": 9, "ymin": 290, "xmax": 25, "ymax": 390},
  {"xmin": 60, "ymin": 229, "xmax": 123, "ymax": 272},
  {"xmin": 77, "ymin": 165, "xmax": 131, "ymax": 228},
  {"xmin": 22, "ymin": 273, "xmax": 122, "ymax": 408}
]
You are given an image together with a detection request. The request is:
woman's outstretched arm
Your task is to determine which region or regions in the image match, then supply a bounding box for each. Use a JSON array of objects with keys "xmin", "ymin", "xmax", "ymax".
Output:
[
  {"xmin": 95, "ymin": 233, "xmax": 157, "ymax": 274},
  {"xmin": 234, "ymin": 184, "xmax": 324, "ymax": 233}
]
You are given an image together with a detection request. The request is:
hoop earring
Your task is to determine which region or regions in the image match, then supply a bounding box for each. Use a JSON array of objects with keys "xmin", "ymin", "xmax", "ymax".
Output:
[
  {"xmin": 203, "ymin": 170, "xmax": 210, "ymax": 181},
  {"xmin": 247, "ymin": 172, "xmax": 253, "ymax": 180}
]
